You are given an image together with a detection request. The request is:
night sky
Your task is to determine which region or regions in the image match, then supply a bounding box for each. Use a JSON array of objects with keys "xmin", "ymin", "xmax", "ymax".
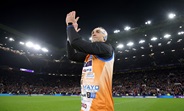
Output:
[{"xmin": 0, "ymin": 0, "xmax": 183, "ymax": 51}]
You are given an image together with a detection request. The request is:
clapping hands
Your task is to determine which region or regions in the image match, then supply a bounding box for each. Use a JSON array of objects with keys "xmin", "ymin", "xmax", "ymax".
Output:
[{"xmin": 66, "ymin": 11, "xmax": 81, "ymax": 32}]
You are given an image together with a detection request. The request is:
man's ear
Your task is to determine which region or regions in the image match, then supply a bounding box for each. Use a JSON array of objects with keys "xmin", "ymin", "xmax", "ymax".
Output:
[{"xmin": 104, "ymin": 36, "xmax": 107, "ymax": 41}]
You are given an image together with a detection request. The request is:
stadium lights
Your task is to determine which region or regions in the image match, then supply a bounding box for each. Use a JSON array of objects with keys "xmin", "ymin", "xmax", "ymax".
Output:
[
  {"xmin": 19, "ymin": 41, "xmax": 25, "ymax": 45},
  {"xmin": 161, "ymin": 51, "xmax": 165, "ymax": 54},
  {"xmin": 127, "ymin": 42, "xmax": 134, "ymax": 46},
  {"xmin": 9, "ymin": 37, "xmax": 15, "ymax": 41},
  {"xmin": 145, "ymin": 20, "xmax": 151, "ymax": 25},
  {"xmin": 25, "ymin": 41, "xmax": 49, "ymax": 52},
  {"xmin": 167, "ymin": 41, "xmax": 171, "ymax": 44},
  {"xmin": 124, "ymin": 26, "xmax": 131, "ymax": 31},
  {"xmin": 33, "ymin": 44, "xmax": 41, "ymax": 50},
  {"xmin": 149, "ymin": 44, "xmax": 153, "ymax": 48},
  {"xmin": 168, "ymin": 13, "xmax": 176, "ymax": 19},
  {"xmin": 114, "ymin": 30, "xmax": 120, "ymax": 33},
  {"xmin": 41, "ymin": 48, "xmax": 49, "ymax": 52},
  {"xmin": 177, "ymin": 39, "xmax": 182, "ymax": 42},
  {"xmin": 117, "ymin": 44, "xmax": 124, "ymax": 49},
  {"xmin": 151, "ymin": 37, "xmax": 158, "ymax": 41},
  {"xmin": 26, "ymin": 41, "xmax": 33, "ymax": 47},
  {"xmin": 140, "ymin": 46, "xmax": 144, "ymax": 49},
  {"xmin": 178, "ymin": 31, "xmax": 184, "ymax": 35},
  {"xmin": 164, "ymin": 34, "xmax": 171, "ymax": 38},
  {"xmin": 150, "ymin": 53, "xmax": 154, "ymax": 56},
  {"xmin": 89, "ymin": 37, "xmax": 92, "ymax": 40},
  {"xmin": 132, "ymin": 48, "xmax": 136, "ymax": 51},
  {"xmin": 139, "ymin": 40, "xmax": 145, "ymax": 44},
  {"xmin": 158, "ymin": 43, "xmax": 162, "ymax": 46}
]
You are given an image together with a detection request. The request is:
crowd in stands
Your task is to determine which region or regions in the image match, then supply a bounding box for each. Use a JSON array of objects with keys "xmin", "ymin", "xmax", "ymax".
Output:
[
  {"xmin": 0, "ymin": 69, "xmax": 81, "ymax": 95},
  {"xmin": 0, "ymin": 68, "xmax": 183, "ymax": 96},
  {"xmin": 112, "ymin": 68, "xmax": 184, "ymax": 96}
]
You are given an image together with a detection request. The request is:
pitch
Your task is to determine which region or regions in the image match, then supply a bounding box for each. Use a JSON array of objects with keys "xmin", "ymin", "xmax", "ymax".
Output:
[{"xmin": 0, "ymin": 96, "xmax": 184, "ymax": 111}]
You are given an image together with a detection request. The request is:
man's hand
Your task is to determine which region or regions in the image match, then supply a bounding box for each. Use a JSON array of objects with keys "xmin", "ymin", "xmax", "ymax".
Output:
[
  {"xmin": 73, "ymin": 22, "xmax": 81, "ymax": 32},
  {"xmin": 66, "ymin": 11, "xmax": 81, "ymax": 32}
]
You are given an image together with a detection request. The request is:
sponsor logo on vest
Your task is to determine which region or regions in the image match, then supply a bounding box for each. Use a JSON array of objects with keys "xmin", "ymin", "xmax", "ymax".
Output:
[
  {"xmin": 83, "ymin": 85, "xmax": 99, "ymax": 91},
  {"xmin": 86, "ymin": 73, "xmax": 94, "ymax": 78},
  {"xmin": 82, "ymin": 68, "xmax": 92, "ymax": 72},
  {"xmin": 81, "ymin": 93, "xmax": 86, "ymax": 97},
  {"xmin": 87, "ymin": 92, "xmax": 96, "ymax": 98},
  {"xmin": 82, "ymin": 103, "xmax": 87, "ymax": 109}
]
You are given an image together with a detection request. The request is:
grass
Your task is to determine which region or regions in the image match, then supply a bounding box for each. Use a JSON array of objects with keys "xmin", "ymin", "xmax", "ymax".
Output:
[{"xmin": 0, "ymin": 96, "xmax": 184, "ymax": 111}]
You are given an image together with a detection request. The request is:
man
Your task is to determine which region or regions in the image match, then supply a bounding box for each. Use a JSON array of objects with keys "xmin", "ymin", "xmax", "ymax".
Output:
[{"xmin": 66, "ymin": 11, "xmax": 115, "ymax": 111}]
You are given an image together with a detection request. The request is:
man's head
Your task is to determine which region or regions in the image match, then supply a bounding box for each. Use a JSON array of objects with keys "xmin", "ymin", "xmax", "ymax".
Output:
[{"xmin": 91, "ymin": 27, "xmax": 108, "ymax": 42}]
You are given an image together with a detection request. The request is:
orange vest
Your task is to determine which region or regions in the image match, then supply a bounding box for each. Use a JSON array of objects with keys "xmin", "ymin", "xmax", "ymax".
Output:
[{"xmin": 81, "ymin": 53, "xmax": 114, "ymax": 111}]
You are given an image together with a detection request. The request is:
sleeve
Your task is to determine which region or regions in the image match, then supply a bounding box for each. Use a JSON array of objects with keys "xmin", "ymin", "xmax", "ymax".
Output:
[
  {"xmin": 66, "ymin": 41, "xmax": 87, "ymax": 63},
  {"xmin": 67, "ymin": 25, "xmax": 113, "ymax": 59}
]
